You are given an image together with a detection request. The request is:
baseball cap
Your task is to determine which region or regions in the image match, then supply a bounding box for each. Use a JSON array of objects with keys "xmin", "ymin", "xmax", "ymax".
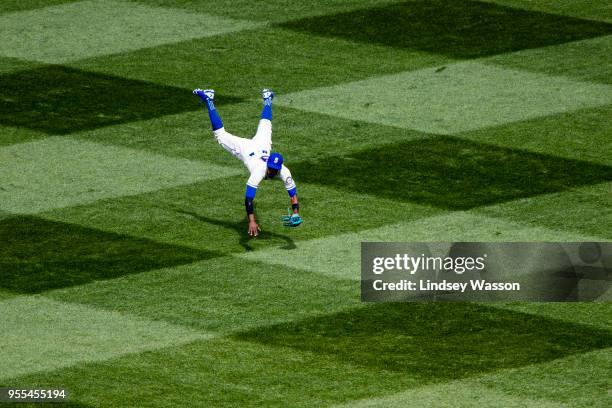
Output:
[{"xmin": 267, "ymin": 152, "xmax": 283, "ymax": 170}]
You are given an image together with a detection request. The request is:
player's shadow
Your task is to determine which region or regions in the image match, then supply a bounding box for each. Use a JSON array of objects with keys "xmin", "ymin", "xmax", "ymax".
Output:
[{"xmin": 175, "ymin": 209, "xmax": 296, "ymax": 251}]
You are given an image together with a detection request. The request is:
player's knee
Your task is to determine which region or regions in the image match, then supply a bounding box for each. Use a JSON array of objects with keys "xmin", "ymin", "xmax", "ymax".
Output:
[
  {"xmin": 258, "ymin": 120, "xmax": 272, "ymax": 132},
  {"xmin": 213, "ymin": 128, "xmax": 227, "ymax": 141}
]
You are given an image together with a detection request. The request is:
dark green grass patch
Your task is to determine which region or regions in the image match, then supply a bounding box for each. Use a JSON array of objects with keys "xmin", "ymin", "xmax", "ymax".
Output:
[
  {"xmin": 6, "ymin": 337, "xmax": 422, "ymax": 408},
  {"xmin": 49, "ymin": 256, "xmax": 360, "ymax": 333},
  {"xmin": 235, "ymin": 302, "xmax": 612, "ymax": 380},
  {"xmin": 484, "ymin": 35, "xmax": 612, "ymax": 84},
  {"xmin": 481, "ymin": 0, "xmax": 612, "ymax": 22},
  {"xmin": 133, "ymin": 0, "xmax": 402, "ymax": 23},
  {"xmin": 291, "ymin": 136, "xmax": 612, "ymax": 210},
  {"xmin": 0, "ymin": 65, "xmax": 241, "ymax": 135},
  {"xmin": 478, "ymin": 347, "xmax": 612, "ymax": 406},
  {"xmin": 0, "ymin": 403, "xmax": 92, "ymax": 408},
  {"xmin": 68, "ymin": 102, "xmax": 433, "ymax": 168},
  {"xmin": 8, "ymin": 333, "xmax": 611, "ymax": 408},
  {"xmin": 279, "ymin": 0, "xmax": 612, "ymax": 58},
  {"xmin": 476, "ymin": 182, "xmax": 612, "ymax": 240},
  {"xmin": 41, "ymin": 174, "xmax": 440, "ymax": 254},
  {"xmin": 455, "ymin": 105, "xmax": 612, "ymax": 166},
  {"xmin": 41, "ymin": 176, "xmax": 299, "ymax": 255},
  {"xmin": 0, "ymin": 55, "xmax": 41, "ymax": 75},
  {"xmin": 0, "ymin": 125, "xmax": 48, "ymax": 148},
  {"xmin": 0, "ymin": 216, "xmax": 216, "ymax": 293},
  {"xmin": 70, "ymin": 27, "xmax": 449, "ymax": 96},
  {"xmin": 0, "ymin": 0, "xmax": 74, "ymax": 14}
]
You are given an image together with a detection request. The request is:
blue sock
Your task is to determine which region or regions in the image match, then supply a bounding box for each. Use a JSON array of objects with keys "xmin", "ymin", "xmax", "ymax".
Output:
[
  {"xmin": 205, "ymin": 99, "xmax": 223, "ymax": 131},
  {"xmin": 261, "ymin": 97, "xmax": 272, "ymax": 121}
]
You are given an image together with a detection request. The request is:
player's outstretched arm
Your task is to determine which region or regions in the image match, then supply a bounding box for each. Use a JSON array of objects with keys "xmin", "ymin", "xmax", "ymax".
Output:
[
  {"xmin": 245, "ymin": 185, "xmax": 260, "ymax": 236},
  {"xmin": 246, "ymin": 197, "xmax": 260, "ymax": 236},
  {"xmin": 290, "ymin": 195, "xmax": 299, "ymax": 215},
  {"xmin": 247, "ymin": 212, "xmax": 260, "ymax": 236},
  {"xmin": 280, "ymin": 166, "xmax": 302, "ymax": 227},
  {"xmin": 282, "ymin": 190, "xmax": 303, "ymax": 227}
]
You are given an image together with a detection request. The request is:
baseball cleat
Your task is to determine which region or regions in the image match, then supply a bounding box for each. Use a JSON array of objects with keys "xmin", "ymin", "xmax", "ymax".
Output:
[
  {"xmin": 193, "ymin": 88, "xmax": 215, "ymax": 101},
  {"xmin": 261, "ymin": 89, "xmax": 274, "ymax": 100}
]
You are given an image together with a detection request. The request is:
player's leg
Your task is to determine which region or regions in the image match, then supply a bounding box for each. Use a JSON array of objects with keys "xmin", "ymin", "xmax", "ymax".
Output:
[
  {"xmin": 193, "ymin": 88, "xmax": 223, "ymax": 131},
  {"xmin": 252, "ymin": 89, "xmax": 274, "ymax": 149},
  {"xmin": 193, "ymin": 88, "xmax": 249, "ymax": 160}
]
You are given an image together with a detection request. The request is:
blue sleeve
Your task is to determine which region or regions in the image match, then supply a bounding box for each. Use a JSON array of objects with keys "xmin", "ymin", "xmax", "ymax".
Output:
[
  {"xmin": 287, "ymin": 187, "xmax": 297, "ymax": 197},
  {"xmin": 246, "ymin": 184, "xmax": 257, "ymax": 199}
]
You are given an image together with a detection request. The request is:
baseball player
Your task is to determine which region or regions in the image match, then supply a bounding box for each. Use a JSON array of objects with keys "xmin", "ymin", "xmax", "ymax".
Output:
[{"xmin": 193, "ymin": 88, "xmax": 302, "ymax": 236}]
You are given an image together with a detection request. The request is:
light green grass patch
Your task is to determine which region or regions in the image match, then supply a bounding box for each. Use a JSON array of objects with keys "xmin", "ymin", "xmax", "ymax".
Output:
[
  {"xmin": 336, "ymin": 347, "xmax": 612, "ymax": 408},
  {"xmin": 240, "ymin": 212, "xmax": 602, "ymax": 280},
  {"xmin": 277, "ymin": 61, "xmax": 612, "ymax": 135},
  {"xmin": 8, "ymin": 337, "xmax": 422, "ymax": 407},
  {"xmin": 0, "ymin": 137, "xmax": 240, "ymax": 213},
  {"xmin": 39, "ymin": 175, "xmax": 440, "ymax": 254},
  {"xmin": 332, "ymin": 381, "xmax": 561, "ymax": 408},
  {"xmin": 479, "ymin": 348, "xmax": 612, "ymax": 407},
  {"xmin": 70, "ymin": 25, "xmax": 450, "ymax": 94},
  {"xmin": 482, "ymin": 0, "xmax": 612, "ymax": 22},
  {"xmin": 484, "ymin": 35, "xmax": 612, "ymax": 85},
  {"xmin": 455, "ymin": 105, "xmax": 612, "ymax": 166},
  {"xmin": 69, "ymin": 101, "xmax": 435, "ymax": 167},
  {"xmin": 493, "ymin": 302, "xmax": 612, "ymax": 331},
  {"xmin": 477, "ymin": 182, "xmax": 612, "ymax": 240},
  {"xmin": 48, "ymin": 257, "xmax": 360, "ymax": 333},
  {"xmin": 0, "ymin": 296, "xmax": 210, "ymax": 380},
  {"xmin": 132, "ymin": 0, "xmax": 403, "ymax": 23},
  {"xmin": 0, "ymin": 0, "xmax": 261, "ymax": 63}
]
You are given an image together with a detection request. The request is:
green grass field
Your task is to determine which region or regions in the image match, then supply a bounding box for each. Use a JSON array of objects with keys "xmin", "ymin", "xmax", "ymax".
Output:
[{"xmin": 0, "ymin": 0, "xmax": 611, "ymax": 406}]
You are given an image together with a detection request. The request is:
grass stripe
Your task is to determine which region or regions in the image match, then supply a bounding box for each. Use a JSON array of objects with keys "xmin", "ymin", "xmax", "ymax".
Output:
[
  {"xmin": 491, "ymin": 302, "xmax": 612, "ymax": 331},
  {"xmin": 0, "ymin": 137, "xmax": 241, "ymax": 213},
  {"xmin": 482, "ymin": 0, "xmax": 612, "ymax": 22},
  {"xmin": 0, "ymin": 296, "xmax": 211, "ymax": 380},
  {"xmin": 5, "ymin": 338, "xmax": 608, "ymax": 407},
  {"xmin": 37, "ymin": 175, "xmax": 440, "ymax": 253},
  {"xmin": 3, "ymin": 337, "xmax": 421, "ymax": 407},
  {"xmin": 47, "ymin": 256, "xmax": 360, "ymax": 333},
  {"xmin": 0, "ymin": 64, "xmax": 221, "ymax": 135},
  {"xmin": 478, "ymin": 347, "xmax": 612, "ymax": 407},
  {"xmin": 235, "ymin": 302, "xmax": 612, "ymax": 380},
  {"xmin": 69, "ymin": 25, "xmax": 450, "ymax": 95},
  {"xmin": 278, "ymin": 0, "xmax": 612, "ymax": 58},
  {"xmin": 0, "ymin": 215, "xmax": 217, "ymax": 294},
  {"xmin": 277, "ymin": 61, "xmax": 612, "ymax": 135},
  {"xmin": 0, "ymin": 124, "xmax": 49, "ymax": 148},
  {"xmin": 291, "ymin": 135, "xmax": 612, "ymax": 210},
  {"xmin": 65, "ymin": 102, "xmax": 435, "ymax": 166},
  {"xmin": 0, "ymin": 0, "xmax": 74, "ymax": 15},
  {"xmin": 454, "ymin": 105, "xmax": 612, "ymax": 166},
  {"xmin": 484, "ymin": 35, "xmax": 612, "ymax": 85},
  {"xmin": 0, "ymin": 55, "xmax": 41, "ymax": 75},
  {"xmin": 131, "ymin": 0, "xmax": 404, "ymax": 23},
  {"xmin": 334, "ymin": 346, "xmax": 612, "ymax": 408},
  {"xmin": 0, "ymin": 1, "xmax": 609, "ymax": 406},
  {"xmin": 332, "ymin": 382, "xmax": 562, "ymax": 408},
  {"xmin": 0, "ymin": 0, "xmax": 262, "ymax": 64},
  {"xmin": 476, "ymin": 181, "xmax": 612, "ymax": 240},
  {"xmin": 239, "ymin": 211, "xmax": 605, "ymax": 280},
  {"xmin": 0, "ymin": 288, "xmax": 18, "ymax": 301}
]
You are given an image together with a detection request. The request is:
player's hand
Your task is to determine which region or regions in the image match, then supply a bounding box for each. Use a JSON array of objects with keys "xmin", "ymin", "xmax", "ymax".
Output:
[{"xmin": 248, "ymin": 221, "xmax": 261, "ymax": 236}]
